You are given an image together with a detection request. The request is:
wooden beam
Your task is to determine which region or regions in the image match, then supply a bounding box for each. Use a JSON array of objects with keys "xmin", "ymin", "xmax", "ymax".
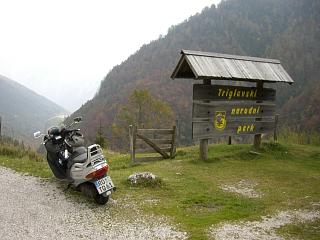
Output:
[
  {"xmin": 274, "ymin": 114, "xmax": 279, "ymax": 142},
  {"xmin": 136, "ymin": 139, "xmax": 172, "ymax": 144},
  {"xmin": 199, "ymin": 139, "xmax": 208, "ymax": 160},
  {"xmin": 198, "ymin": 79, "xmax": 211, "ymax": 160},
  {"xmin": 254, "ymin": 82, "xmax": 264, "ymax": 149},
  {"xmin": 136, "ymin": 133, "xmax": 170, "ymax": 159},
  {"xmin": 193, "ymin": 102, "xmax": 276, "ymax": 119},
  {"xmin": 137, "ymin": 129, "xmax": 173, "ymax": 135},
  {"xmin": 193, "ymin": 84, "xmax": 276, "ymax": 101},
  {"xmin": 135, "ymin": 156, "xmax": 165, "ymax": 162},
  {"xmin": 129, "ymin": 125, "xmax": 137, "ymax": 163},
  {"xmin": 135, "ymin": 147, "xmax": 171, "ymax": 154},
  {"xmin": 170, "ymin": 126, "xmax": 177, "ymax": 158},
  {"xmin": 192, "ymin": 120, "xmax": 275, "ymax": 139}
]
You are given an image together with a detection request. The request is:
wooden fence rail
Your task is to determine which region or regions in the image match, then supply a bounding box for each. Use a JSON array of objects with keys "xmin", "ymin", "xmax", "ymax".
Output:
[{"xmin": 129, "ymin": 125, "xmax": 177, "ymax": 163}]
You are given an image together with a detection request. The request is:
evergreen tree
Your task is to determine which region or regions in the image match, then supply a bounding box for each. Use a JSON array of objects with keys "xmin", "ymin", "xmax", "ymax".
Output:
[{"xmin": 95, "ymin": 118, "xmax": 107, "ymax": 148}]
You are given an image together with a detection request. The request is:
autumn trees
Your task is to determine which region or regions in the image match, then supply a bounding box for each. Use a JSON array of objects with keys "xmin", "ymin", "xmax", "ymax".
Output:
[
  {"xmin": 71, "ymin": 0, "xmax": 320, "ymax": 147},
  {"xmin": 111, "ymin": 90, "xmax": 175, "ymax": 150}
]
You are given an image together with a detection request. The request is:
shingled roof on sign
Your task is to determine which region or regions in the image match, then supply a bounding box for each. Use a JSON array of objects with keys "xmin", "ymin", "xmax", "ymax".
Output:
[{"xmin": 171, "ymin": 50, "xmax": 294, "ymax": 84}]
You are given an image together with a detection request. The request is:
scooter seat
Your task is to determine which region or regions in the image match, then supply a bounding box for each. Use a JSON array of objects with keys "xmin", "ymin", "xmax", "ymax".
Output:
[{"xmin": 68, "ymin": 147, "xmax": 88, "ymax": 165}]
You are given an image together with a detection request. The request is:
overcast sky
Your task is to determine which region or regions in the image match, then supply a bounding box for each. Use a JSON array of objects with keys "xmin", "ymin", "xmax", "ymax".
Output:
[{"xmin": 0, "ymin": 0, "xmax": 221, "ymax": 112}]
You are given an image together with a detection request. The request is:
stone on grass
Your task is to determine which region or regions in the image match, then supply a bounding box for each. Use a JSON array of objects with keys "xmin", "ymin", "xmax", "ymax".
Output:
[{"xmin": 128, "ymin": 172, "xmax": 157, "ymax": 186}]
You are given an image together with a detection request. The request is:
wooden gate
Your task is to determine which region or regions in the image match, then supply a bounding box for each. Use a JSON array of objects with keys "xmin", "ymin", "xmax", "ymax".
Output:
[{"xmin": 129, "ymin": 125, "xmax": 177, "ymax": 163}]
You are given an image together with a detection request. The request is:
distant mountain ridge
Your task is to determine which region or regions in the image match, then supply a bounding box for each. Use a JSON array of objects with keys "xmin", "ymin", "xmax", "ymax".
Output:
[
  {"xmin": 0, "ymin": 75, "xmax": 67, "ymax": 145},
  {"xmin": 71, "ymin": 0, "xmax": 320, "ymax": 148}
]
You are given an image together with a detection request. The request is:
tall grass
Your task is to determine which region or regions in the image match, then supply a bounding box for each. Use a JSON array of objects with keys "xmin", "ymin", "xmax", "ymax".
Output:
[
  {"xmin": 278, "ymin": 127, "xmax": 320, "ymax": 146},
  {"xmin": 0, "ymin": 137, "xmax": 43, "ymax": 162}
]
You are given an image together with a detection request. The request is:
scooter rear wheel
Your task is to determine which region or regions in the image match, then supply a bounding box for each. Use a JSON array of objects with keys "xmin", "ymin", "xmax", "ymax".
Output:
[
  {"xmin": 79, "ymin": 182, "xmax": 109, "ymax": 205},
  {"xmin": 94, "ymin": 193, "xmax": 109, "ymax": 205}
]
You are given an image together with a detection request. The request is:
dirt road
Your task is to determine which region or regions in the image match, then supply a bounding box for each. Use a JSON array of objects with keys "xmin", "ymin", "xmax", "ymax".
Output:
[{"xmin": 0, "ymin": 167, "xmax": 186, "ymax": 240}]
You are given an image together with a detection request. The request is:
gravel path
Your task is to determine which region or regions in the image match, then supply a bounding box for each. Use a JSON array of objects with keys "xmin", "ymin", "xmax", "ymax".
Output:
[
  {"xmin": 0, "ymin": 167, "xmax": 187, "ymax": 240},
  {"xmin": 209, "ymin": 208, "xmax": 320, "ymax": 240}
]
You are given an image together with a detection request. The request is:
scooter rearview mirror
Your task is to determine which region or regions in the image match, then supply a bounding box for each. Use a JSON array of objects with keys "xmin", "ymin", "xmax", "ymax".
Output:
[{"xmin": 33, "ymin": 131, "xmax": 42, "ymax": 138}]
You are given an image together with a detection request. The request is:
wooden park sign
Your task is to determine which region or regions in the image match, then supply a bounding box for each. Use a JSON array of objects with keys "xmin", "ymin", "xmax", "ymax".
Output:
[
  {"xmin": 193, "ymin": 84, "xmax": 276, "ymax": 102},
  {"xmin": 192, "ymin": 84, "xmax": 276, "ymax": 140},
  {"xmin": 171, "ymin": 50, "xmax": 294, "ymax": 160}
]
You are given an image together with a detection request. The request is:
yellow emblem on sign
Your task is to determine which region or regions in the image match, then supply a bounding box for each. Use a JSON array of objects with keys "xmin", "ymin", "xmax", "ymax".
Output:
[{"xmin": 214, "ymin": 111, "xmax": 226, "ymax": 131}]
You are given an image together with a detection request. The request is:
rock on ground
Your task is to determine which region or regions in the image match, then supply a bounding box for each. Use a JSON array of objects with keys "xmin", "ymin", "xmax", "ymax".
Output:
[{"xmin": 128, "ymin": 172, "xmax": 157, "ymax": 185}]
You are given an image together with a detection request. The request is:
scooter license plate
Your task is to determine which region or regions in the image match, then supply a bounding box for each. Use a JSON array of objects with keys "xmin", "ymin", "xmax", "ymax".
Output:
[{"xmin": 94, "ymin": 176, "xmax": 114, "ymax": 194}]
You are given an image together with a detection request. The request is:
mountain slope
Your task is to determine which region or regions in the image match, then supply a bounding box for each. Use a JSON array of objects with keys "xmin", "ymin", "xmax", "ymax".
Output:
[
  {"xmin": 0, "ymin": 75, "xmax": 67, "ymax": 144},
  {"xmin": 72, "ymin": 0, "xmax": 320, "ymax": 148}
]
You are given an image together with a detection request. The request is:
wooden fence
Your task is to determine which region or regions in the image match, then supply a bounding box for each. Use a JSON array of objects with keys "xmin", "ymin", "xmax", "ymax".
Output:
[{"xmin": 129, "ymin": 125, "xmax": 177, "ymax": 163}]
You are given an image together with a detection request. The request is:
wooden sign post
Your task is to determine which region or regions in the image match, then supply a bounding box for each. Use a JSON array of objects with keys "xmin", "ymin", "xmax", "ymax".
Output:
[
  {"xmin": 199, "ymin": 79, "xmax": 211, "ymax": 160},
  {"xmin": 193, "ymin": 84, "xmax": 276, "ymax": 130},
  {"xmin": 253, "ymin": 82, "xmax": 263, "ymax": 149},
  {"xmin": 171, "ymin": 50, "xmax": 294, "ymax": 160},
  {"xmin": 193, "ymin": 83, "xmax": 276, "ymax": 158}
]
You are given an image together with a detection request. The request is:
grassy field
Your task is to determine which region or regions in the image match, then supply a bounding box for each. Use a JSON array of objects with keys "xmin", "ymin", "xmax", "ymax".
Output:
[{"xmin": 0, "ymin": 142, "xmax": 320, "ymax": 239}]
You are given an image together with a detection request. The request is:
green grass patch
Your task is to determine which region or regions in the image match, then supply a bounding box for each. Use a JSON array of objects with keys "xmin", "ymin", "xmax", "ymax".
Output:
[
  {"xmin": 0, "ymin": 142, "xmax": 51, "ymax": 178},
  {"xmin": 1, "ymin": 141, "xmax": 320, "ymax": 239},
  {"xmin": 107, "ymin": 142, "xmax": 320, "ymax": 239},
  {"xmin": 0, "ymin": 155, "xmax": 52, "ymax": 178}
]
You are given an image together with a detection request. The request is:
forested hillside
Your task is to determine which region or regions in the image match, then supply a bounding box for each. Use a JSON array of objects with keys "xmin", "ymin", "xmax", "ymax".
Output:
[
  {"xmin": 71, "ymin": 0, "xmax": 320, "ymax": 149},
  {"xmin": 0, "ymin": 75, "xmax": 67, "ymax": 145}
]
